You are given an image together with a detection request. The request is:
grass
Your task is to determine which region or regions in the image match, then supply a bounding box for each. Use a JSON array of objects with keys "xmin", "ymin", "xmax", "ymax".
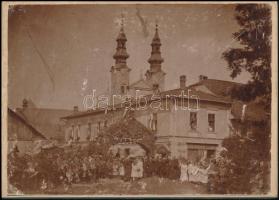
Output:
[{"xmin": 40, "ymin": 177, "xmax": 208, "ymax": 195}]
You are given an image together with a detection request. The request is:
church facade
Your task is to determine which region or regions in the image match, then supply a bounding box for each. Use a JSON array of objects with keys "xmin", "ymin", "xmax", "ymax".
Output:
[{"xmin": 62, "ymin": 22, "xmax": 235, "ymax": 161}]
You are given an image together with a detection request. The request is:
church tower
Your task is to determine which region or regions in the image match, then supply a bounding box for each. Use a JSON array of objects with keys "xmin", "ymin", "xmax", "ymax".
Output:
[
  {"xmin": 145, "ymin": 23, "xmax": 166, "ymax": 92},
  {"xmin": 110, "ymin": 17, "xmax": 131, "ymax": 97}
]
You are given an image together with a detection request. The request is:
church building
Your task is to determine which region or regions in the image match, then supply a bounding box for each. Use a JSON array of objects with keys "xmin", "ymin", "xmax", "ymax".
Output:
[{"xmin": 61, "ymin": 20, "xmax": 237, "ymax": 161}]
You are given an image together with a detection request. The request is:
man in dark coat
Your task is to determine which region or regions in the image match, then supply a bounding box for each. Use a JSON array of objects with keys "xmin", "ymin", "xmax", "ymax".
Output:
[{"xmin": 123, "ymin": 156, "xmax": 132, "ymax": 181}]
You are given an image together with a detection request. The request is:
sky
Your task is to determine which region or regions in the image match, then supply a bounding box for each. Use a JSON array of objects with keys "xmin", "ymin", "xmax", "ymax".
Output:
[{"xmin": 8, "ymin": 3, "xmax": 251, "ymax": 110}]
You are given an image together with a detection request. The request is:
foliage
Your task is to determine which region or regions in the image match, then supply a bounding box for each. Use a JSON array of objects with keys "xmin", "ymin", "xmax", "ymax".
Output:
[
  {"xmin": 7, "ymin": 144, "xmax": 111, "ymax": 193},
  {"xmin": 210, "ymin": 125, "xmax": 270, "ymax": 194},
  {"xmin": 223, "ymin": 4, "xmax": 272, "ymax": 108},
  {"xmin": 209, "ymin": 4, "xmax": 272, "ymax": 194}
]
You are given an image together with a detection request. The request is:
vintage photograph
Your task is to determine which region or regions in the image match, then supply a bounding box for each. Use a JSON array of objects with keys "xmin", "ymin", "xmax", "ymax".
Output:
[{"xmin": 2, "ymin": 1, "xmax": 277, "ymax": 197}]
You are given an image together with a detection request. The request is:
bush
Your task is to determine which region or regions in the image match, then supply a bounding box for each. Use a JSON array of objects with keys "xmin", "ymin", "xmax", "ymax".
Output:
[{"xmin": 209, "ymin": 124, "xmax": 270, "ymax": 194}]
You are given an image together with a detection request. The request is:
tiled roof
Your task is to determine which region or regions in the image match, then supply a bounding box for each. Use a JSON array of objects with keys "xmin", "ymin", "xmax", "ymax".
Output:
[
  {"xmin": 129, "ymin": 78, "xmax": 152, "ymax": 89},
  {"xmin": 16, "ymin": 108, "xmax": 72, "ymax": 140},
  {"xmin": 158, "ymin": 87, "xmax": 232, "ymax": 103},
  {"xmin": 101, "ymin": 116, "xmax": 155, "ymax": 152},
  {"xmin": 189, "ymin": 79, "xmax": 269, "ymax": 122},
  {"xmin": 8, "ymin": 108, "xmax": 46, "ymax": 140},
  {"xmin": 189, "ymin": 79, "xmax": 243, "ymax": 97}
]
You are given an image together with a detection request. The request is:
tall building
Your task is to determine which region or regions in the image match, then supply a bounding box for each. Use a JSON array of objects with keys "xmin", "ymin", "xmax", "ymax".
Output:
[
  {"xmin": 61, "ymin": 20, "xmax": 241, "ymax": 160},
  {"xmin": 145, "ymin": 24, "xmax": 166, "ymax": 92},
  {"xmin": 110, "ymin": 19, "xmax": 131, "ymax": 96}
]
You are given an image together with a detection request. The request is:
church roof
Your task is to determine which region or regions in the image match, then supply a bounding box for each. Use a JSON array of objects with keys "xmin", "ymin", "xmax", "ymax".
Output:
[
  {"xmin": 116, "ymin": 27, "xmax": 127, "ymax": 41},
  {"xmin": 148, "ymin": 24, "xmax": 164, "ymax": 65},
  {"xmin": 148, "ymin": 54, "xmax": 164, "ymax": 63},
  {"xmin": 151, "ymin": 24, "xmax": 161, "ymax": 45},
  {"xmin": 129, "ymin": 78, "xmax": 153, "ymax": 90}
]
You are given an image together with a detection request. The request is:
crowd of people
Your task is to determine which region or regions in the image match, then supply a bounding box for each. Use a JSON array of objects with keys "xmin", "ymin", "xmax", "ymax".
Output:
[{"xmin": 7, "ymin": 144, "xmax": 214, "ymax": 193}]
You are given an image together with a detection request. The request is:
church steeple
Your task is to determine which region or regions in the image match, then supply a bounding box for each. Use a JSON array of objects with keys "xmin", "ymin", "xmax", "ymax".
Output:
[
  {"xmin": 145, "ymin": 23, "xmax": 166, "ymax": 92},
  {"xmin": 113, "ymin": 16, "xmax": 129, "ymax": 67},
  {"xmin": 110, "ymin": 15, "xmax": 131, "ymax": 97},
  {"xmin": 148, "ymin": 23, "xmax": 164, "ymax": 72}
]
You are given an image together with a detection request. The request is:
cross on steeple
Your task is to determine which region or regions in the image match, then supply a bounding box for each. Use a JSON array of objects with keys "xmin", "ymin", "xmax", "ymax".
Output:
[
  {"xmin": 155, "ymin": 19, "xmax": 158, "ymax": 30},
  {"xmin": 121, "ymin": 12, "xmax": 124, "ymax": 28},
  {"xmin": 148, "ymin": 22, "xmax": 164, "ymax": 68},
  {"xmin": 110, "ymin": 13, "xmax": 131, "ymax": 97},
  {"xmin": 145, "ymin": 21, "xmax": 166, "ymax": 91}
]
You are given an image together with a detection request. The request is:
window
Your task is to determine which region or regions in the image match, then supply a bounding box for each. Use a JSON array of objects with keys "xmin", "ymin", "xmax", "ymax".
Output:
[
  {"xmin": 151, "ymin": 113, "xmax": 157, "ymax": 131},
  {"xmin": 77, "ymin": 125, "xmax": 81, "ymax": 141},
  {"xmin": 98, "ymin": 121, "xmax": 101, "ymax": 132},
  {"xmin": 190, "ymin": 112, "xmax": 197, "ymax": 130},
  {"xmin": 207, "ymin": 150, "xmax": 216, "ymax": 159},
  {"xmin": 104, "ymin": 120, "xmax": 108, "ymax": 128},
  {"xmin": 187, "ymin": 149, "xmax": 203, "ymax": 163},
  {"xmin": 70, "ymin": 125, "xmax": 74, "ymax": 140},
  {"xmin": 121, "ymin": 85, "xmax": 125, "ymax": 94},
  {"xmin": 208, "ymin": 113, "xmax": 215, "ymax": 132},
  {"xmin": 87, "ymin": 123, "xmax": 91, "ymax": 141}
]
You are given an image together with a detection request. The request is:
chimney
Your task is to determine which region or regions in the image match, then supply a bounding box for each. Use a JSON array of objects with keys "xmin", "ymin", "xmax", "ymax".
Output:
[
  {"xmin": 180, "ymin": 75, "xmax": 186, "ymax": 88},
  {"xmin": 73, "ymin": 106, "xmax": 79, "ymax": 113},
  {"xmin": 199, "ymin": 75, "xmax": 208, "ymax": 81},
  {"xmin": 22, "ymin": 99, "xmax": 28, "ymax": 109}
]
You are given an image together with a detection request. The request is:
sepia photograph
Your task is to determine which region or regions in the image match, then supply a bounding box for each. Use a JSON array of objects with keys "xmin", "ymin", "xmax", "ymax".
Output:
[{"xmin": 1, "ymin": 1, "xmax": 278, "ymax": 197}]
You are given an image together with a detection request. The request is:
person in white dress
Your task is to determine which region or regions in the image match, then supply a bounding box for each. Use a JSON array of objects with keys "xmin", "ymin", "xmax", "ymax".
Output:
[
  {"xmin": 180, "ymin": 160, "xmax": 189, "ymax": 182},
  {"xmin": 131, "ymin": 157, "xmax": 143, "ymax": 181}
]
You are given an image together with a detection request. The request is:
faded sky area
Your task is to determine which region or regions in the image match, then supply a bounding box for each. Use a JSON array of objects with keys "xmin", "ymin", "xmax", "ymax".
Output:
[{"xmin": 8, "ymin": 3, "xmax": 251, "ymax": 110}]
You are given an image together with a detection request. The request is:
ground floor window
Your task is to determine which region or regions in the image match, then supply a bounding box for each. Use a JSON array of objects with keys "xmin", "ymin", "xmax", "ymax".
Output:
[
  {"xmin": 187, "ymin": 149, "xmax": 204, "ymax": 163},
  {"xmin": 207, "ymin": 149, "xmax": 216, "ymax": 159},
  {"xmin": 187, "ymin": 144, "xmax": 217, "ymax": 162}
]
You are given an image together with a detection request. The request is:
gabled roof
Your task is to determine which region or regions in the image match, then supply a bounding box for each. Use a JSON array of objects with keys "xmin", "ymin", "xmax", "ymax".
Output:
[
  {"xmin": 189, "ymin": 79, "xmax": 243, "ymax": 97},
  {"xmin": 16, "ymin": 108, "xmax": 72, "ymax": 140},
  {"xmin": 190, "ymin": 79, "xmax": 269, "ymax": 122},
  {"xmin": 129, "ymin": 78, "xmax": 152, "ymax": 90},
  {"xmin": 158, "ymin": 87, "xmax": 232, "ymax": 104},
  {"xmin": 100, "ymin": 116, "xmax": 155, "ymax": 152},
  {"xmin": 8, "ymin": 108, "xmax": 46, "ymax": 140}
]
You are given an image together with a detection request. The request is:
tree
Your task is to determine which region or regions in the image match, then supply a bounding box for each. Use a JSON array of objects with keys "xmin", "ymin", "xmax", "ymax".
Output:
[
  {"xmin": 223, "ymin": 4, "xmax": 272, "ymax": 109},
  {"xmin": 210, "ymin": 4, "xmax": 272, "ymax": 194}
]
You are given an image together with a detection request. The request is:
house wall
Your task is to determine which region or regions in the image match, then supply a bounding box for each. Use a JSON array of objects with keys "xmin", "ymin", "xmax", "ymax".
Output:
[
  {"xmin": 169, "ymin": 101, "xmax": 230, "ymax": 139},
  {"xmin": 65, "ymin": 109, "xmax": 124, "ymax": 142},
  {"xmin": 64, "ymin": 98, "xmax": 231, "ymax": 160},
  {"xmin": 8, "ymin": 141, "xmax": 38, "ymax": 154},
  {"xmin": 8, "ymin": 114, "xmax": 34, "ymax": 141},
  {"xmin": 156, "ymin": 99, "xmax": 231, "ymax": 158},
  {"xmin": 64, "ymin": 99, "xmax": 172, "ymax": 142},
  {"xmin": 8, "ymin": 113, "xmax": 45, "ymax": 154}
]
